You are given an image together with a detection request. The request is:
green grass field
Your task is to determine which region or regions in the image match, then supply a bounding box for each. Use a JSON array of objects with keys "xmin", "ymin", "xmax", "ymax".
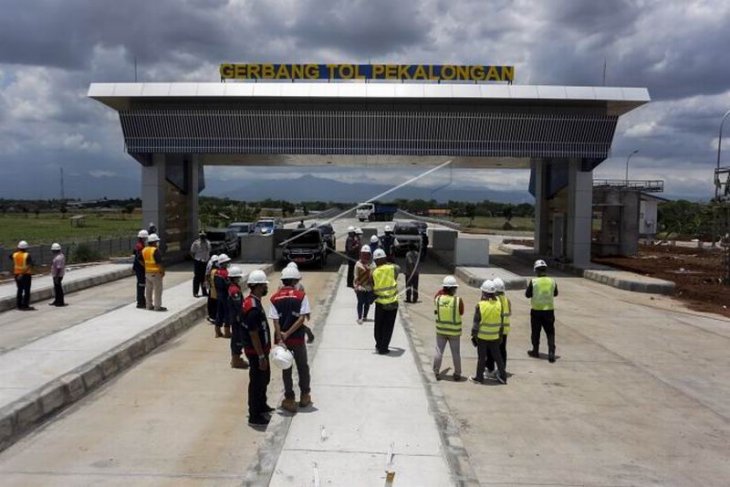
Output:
[
  {"xmin": 0, "ymin": 213, "xmax": 142, "ymax": 248},
  {"xmin": 453, "ymin": 216, "xmax": 534, "ymax": 232}
]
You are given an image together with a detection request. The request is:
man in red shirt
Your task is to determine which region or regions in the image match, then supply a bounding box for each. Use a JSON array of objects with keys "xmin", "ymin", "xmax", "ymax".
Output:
[
  {"xmin": 269, "ymin": 266, "xmax": 312, "ymax": 413},
  {"xmin": 227, "ymin": 266, "xmax": 249, "ymax": 370}
]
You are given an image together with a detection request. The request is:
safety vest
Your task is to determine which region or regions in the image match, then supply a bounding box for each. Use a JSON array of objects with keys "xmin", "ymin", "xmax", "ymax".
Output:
[
  {"xmin": 12, "ymin": 251, "xmax": 30, "ymax": 275},
  {"xmin": 477, "ymin": 299, "xmax": 503, "ymax": 341},
  {"xmin": 373, "ymin": 264, "xmax": 398, "ymax": 305},
  {"xmin": 435, "ymin": 294, "xmax": 462, "ymax": 336},
  {"xmin": 531, "ymin": 277, "xmax": 555, "ymax": 311},
  {"xmin": 142, "ymin": 246, "xmax": 161, "ymax": 273},
  {"xmin": 497, "ymin": 294, "xmax": 511, "ymax": 336}
]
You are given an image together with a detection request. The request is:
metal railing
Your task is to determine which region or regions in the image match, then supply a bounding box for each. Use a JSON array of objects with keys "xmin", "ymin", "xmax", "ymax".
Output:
[{"xmin": 593, "ymin": 179, "xmax": 664, "ymax": 192}]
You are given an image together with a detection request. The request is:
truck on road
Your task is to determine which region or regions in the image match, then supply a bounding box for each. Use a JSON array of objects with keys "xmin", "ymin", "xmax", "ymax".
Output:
[{"xmin": 356, "ymin": 202, "xmax": 397, "ymax": 222}]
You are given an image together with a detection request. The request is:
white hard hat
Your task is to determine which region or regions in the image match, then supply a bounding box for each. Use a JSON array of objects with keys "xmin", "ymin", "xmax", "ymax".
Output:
[
  {"xmin": 355, "ymin": 227, "xmax": 363, "ymax": 235},
  {"xmin": 373, "ymin": 248, "xmax": 387, "ymax": 260},
  {"xmin": 137, "ymin": 230, "xmax": 149, "ymax": 239},
  {"xmin": 534, "ymin": 259, "xmax": 548, "ymax": 270},
  {"xmin": 286, "ymin": 261, "xmax": 298, "ymax": 269},
  {"xmin": 247, "ymin": 269, "xmax": 269, "ymax": 285},
  {"xmin": 348, "ymin": 226, "xmax": 355, "ymax": 233},
  {"xmin": 442, "ymin": 276, "xmax": 458, "ymax": 288},
  {"xmin": 360, "ymin": 245, "xmax": 371, "ymax": 253},
  {"xmin": 384, "ymin": 225, "xmax": 392, "ymax": 232},
  {"xmin": 493, "ymin": 277, "xmax": 505, "ymax": 293},
  {"xmin": 480, "ymin": 280, "xmax": 496, "ymax": 294},
  {"xmin": 281, "ymin": 266, "xmax": 301, "ymax": 280},
  {"xmin": 147, "ymin": 233, "xmax": 160, "ymax": 243},
  {"xmin": 271, "ymin": 345, "xmax": 294, "ymax": 370},
  {"xmin": 228, "ymin": 265, "xmax": 244, "ymax": 278},
  {"xmin": 210, "ymin": 255, "xmax": 219, "ymax": 262},
  {"xmin": 17, "ymin": 240, "xmax": 29, "ymax": 249},
  {"xmin": 370, "ymin": 235, "xmax": 379, "ymax": 243},
  {"xmin": 217, "ymin": 253, "xmax": 231, "ymax": 264},
  {"xmin": 51, "ymin": 243, "xmax": 61, "ymax": 251}
]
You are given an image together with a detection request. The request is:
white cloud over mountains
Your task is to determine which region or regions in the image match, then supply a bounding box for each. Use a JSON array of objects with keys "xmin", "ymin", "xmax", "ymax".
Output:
[{"xmin": 0, "ymin": 0, "xmax": 728, "ymax": 200}]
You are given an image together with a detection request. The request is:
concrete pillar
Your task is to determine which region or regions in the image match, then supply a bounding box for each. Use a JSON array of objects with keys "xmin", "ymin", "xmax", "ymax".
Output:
[
  {"xmin": 533, "ymin": 159, "xmax": 550, "ymax": 255},
  {"xmin": 566, "ymin": 158, "xmax": 593, "ymax": 267},
  {"xmin": 141, "ymin": 153, "xmax": 166, "ymax": 240},
  {"xmin": 189, "ymin": 155, "xmax": 201, "ymax": 237}
]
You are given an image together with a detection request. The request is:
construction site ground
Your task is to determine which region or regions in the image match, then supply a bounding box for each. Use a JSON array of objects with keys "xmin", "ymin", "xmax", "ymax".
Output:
[{"xmin": 594, "ymin": 244, "xmax": 730, "ymax": 318}]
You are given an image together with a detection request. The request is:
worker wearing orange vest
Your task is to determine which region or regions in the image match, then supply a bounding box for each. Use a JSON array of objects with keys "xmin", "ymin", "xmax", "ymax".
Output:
[
  {"xmin": 11, "ymin": 240, "xmax": 34, "ymax": 310},
  {"xmin": 142, "ymin": 234, "xmax": 166, "ymax": 312}
]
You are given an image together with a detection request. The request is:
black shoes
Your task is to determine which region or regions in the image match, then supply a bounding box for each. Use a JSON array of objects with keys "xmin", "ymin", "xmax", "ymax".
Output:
[
  {"xmin": 248, "ymin": 415, "xmax": 270, "ymax": 426},
  {"xmin": 548, "ymin": 353, "xmax": 556, "ymax": 363},
  {"xmin": 527, "ymin": 350, "xmax": 540, "ymax": 358},
  {"xmin": 261, "ymin": 404, "xmax": 276, "ymax": 414}
]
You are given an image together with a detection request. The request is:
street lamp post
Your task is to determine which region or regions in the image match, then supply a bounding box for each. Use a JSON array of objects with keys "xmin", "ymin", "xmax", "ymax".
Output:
[
  {"xmin": 715, "ymin": 109, "xmax": 730, "ymax": 200},
  {"xmin": 625, "ymin": 149, "xmax": 639, "ymax": 186}
]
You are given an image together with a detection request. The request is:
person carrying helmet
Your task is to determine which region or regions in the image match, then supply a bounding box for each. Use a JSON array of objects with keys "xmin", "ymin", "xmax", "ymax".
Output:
[
  {"xmin": 269, "ymin": 265, "xmax": 313, "ymax": 413},
  {"xmin": 404, "ymin": 243, "xmax": 421, "ymax": 303},
  {"xmin": 190, "ymin": 230, "xmax": 211, "ymax": 297},
  {"xmin": 206, "ymin": 255, "xmax": 219, "ymax": 326},
  {"xmin": 214, "ymin": 254, "xmax": 232, "ymax": 337},
  {"xmin": 49, "ymin": 243, "xmax": 67, "ymax": 307},
  {"xmin": 11, "ymin": 240, "xmax": 34, "ymax": 310},
  {"xmin": 282, "ymin": 262, "xmax": 315, "ymax": 343},
  {"xmin": 470, "ymin": 280, "xmax": 506, "ymax": 384},
  {"xmin": 372, "ymin": 248, "xmax": 400, "ymax": 354},
  {"xmin": 485, "ymin": 277, "xmax": 510, "ymax": 378},
  {"xmin": 133, "ymin": 230, "xmax": 148, "ymax": 308},
  {"xmin": 433, "ymin": 276, "xmax": 464, "ymax": 381},
  {"xmin": 380, "ymin": 225, "xmax": 397, "ymax": 263},
  {"xmin": 242, "ymin": 269, "xmax": 274, "ymax": 425},
  {"xmin": 226, "ymin": 266, "xmax": 250, "ymax": 369},
  {"xmin": 143, "ymin": 234, "xmax": 166, "ymax": 311},
  {"xmin": 526, "ymin": 259, "xmax": 558, "ymax": 363},
  {"xmin": 345, "ymin": 225, "xmax": 361, "ymax": 288},
  {"xmin": 369, "ymin": 234, "xmax": 380, "ymax": 253},
  {"xmin": 354, "ymin": 244, "xmax": 375, "ymax": 323}
]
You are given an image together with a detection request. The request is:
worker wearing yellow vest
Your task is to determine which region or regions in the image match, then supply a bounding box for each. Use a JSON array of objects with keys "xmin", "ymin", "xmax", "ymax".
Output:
[
  {"xmin": 432, "ymin": 276, "xmax": 464, "ymax": 381},
  {"xmin": 372, "ymin": 248, "xmax": 399, "ymax": 354},
  {"xmin": 142, "ymin": 234, "xmax": 166, "ymax": 312},
  {"xmin": 11, "ymin": 240, "xmax": 34, "ymax": 310},
  {"xmin": 526, "ymin": 259, "xmax": 558, "ymax": 363},
  {"xmin": 470, "ymin": 280, "xmax": 506, "ymax": 384},
  {"xmin": 485, "ymin": 277, "xmax": 510, "ymax": 379}
]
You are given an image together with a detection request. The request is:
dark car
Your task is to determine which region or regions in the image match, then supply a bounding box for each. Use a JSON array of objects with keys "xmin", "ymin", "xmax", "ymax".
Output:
[
  {"xmin": 206, "ymin": 228, "xmax": 240, "ymax": 257},
  {"xmin": 393, "ymin": 221, "xmax": 424, "ymax": 256},
  {"xmin": 282, "ymin": 228, "xmax": 328, "ymax": 268},
  {"xmin": 316, "ymin": 223, "xmax": 336, "ymax": 254}
]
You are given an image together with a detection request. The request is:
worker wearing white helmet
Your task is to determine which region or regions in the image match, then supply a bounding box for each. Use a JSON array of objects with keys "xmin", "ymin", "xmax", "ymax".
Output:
[
  {"xmin": 484, "ymin": 277, "xmax": 510, "ymax": 379},
  {"xmin": 355, "ymin": 227, "xmax": 363, "ymax": 236},
  {"xmin": 11, "ymin": 240, "xmax": 34, "ymax": 310},
  {"xmin": 133, "ymin": 230, "xmax": 148, "ymax": 308},
  {"xmin": 380, "ymin": 225, "xmax": 397, "ymax": 263},
  {"xmin": 142, "ymin": 233, "xmax": 166, "ymax": 312},
  {"xmin": 369, "ymin": 234, "xmax": 380, "ymax": 253},
  {"xmin": 345, "ymin": 225, "xmax": 362, "ymax": 288},
  {"xmin": 354, "ymin": 244, "xmax": 375, "ymax": 324},
  {"xmin": 49, "ymin": 243, "xmax": 67, "ymax": 307},
  {"xmin": 526, "ymin": 259, "xmax": 558, "ymax": 363},
  {"xmin": 214, "ymin": 253, "xmax": 233, "ymax": 338},
  {"xmin": 372, "ymin": 247, "xmax": 400, "ymax": 354},
  {"xmin": 205, "ymin": 255, "xmax": 220, "ymax": 324},
  {"xmin": 470, "ymin": 280, "xmax": 506, "ymax": 384},
  {"xmin": 226, "ymin": 266, "xmax": 250, "ymax": 370},
  {"xmin": 433, "ymin": 276, "xmax": 464, "ymax": 381},
  {"xmin": 269, "ymin": 265, "xmax": 313, "ymax": 413},
  {"xmin": 241, "ymin": 269, "xmax": 274, "ymax": 425},
  {"xmin": 190, "ymin": 230, "xmax": 211, "ymax": 298}
]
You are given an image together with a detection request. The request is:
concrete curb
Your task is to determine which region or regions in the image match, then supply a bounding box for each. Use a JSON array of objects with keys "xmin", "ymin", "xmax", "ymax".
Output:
[
  {"xmin": 454, "ymin": 266, "xmax": 527, "ymax": 291},
  {"xmin": 0, "ymin": 265, "xmax": 133, "ymax": 313},
  {"xmin": 0, "ymin": 264, "xmax": 274, "ymax": 454},
  {"xmin": 498, "ymin": 243, "xmax": 676, "ymax": 295},
  {"xmin": 398, "ymin": 304, "xmax": 480, "ymax": 487},
  {"xmin": 242, "ymin": 266, "xmax": 344, "ymax": 486}
]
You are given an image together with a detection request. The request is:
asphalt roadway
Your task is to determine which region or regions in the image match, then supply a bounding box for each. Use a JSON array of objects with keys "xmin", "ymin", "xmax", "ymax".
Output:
[{"xmin": 0, "ymin": 217, "xmax": 728, "ymax": 485}]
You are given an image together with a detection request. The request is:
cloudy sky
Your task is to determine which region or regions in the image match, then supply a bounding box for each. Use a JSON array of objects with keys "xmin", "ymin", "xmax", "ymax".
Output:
[{"xmin": 1, "ymin": 0, "xmax": 728, "ymax": 201}]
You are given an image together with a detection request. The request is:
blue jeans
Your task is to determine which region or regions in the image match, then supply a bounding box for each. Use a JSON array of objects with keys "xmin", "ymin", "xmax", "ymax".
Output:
[{"xmin": 356, "ymin": 290, "xmax": 372, "ymax": 320}]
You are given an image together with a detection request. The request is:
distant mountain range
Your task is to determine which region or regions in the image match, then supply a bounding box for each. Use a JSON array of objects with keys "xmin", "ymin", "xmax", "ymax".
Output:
[{"xmin": 214, "ymin": 174, "xmax": 533, "ymax": 204}]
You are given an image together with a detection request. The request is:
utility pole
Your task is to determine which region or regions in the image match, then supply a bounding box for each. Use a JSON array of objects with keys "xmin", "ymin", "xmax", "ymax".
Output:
[
  {"xmin": 60, "ymin": 167, "xmax": 65, "ymax": 202},
  {"xmin": 625, "ymin": 149, "xmax": 639, "ymax": 185},
  {"xmin": 134, "ymin": 56, "xmax": 138, "ymax": 82},
  {"xmin": 602, "ymin": 57, "xmax": 607, "ymax": 86}
]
